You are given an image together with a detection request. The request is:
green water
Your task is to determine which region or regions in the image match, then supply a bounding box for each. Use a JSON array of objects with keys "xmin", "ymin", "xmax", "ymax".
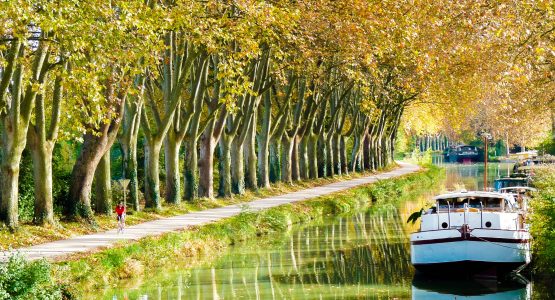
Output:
[{"xmin": 102, "ymin": 162, "xmax": 541, "ymax": 300}]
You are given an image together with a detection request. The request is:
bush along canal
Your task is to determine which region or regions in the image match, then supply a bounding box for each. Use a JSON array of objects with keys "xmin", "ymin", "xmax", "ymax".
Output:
[
  {"xmin": 44, "ymin": 165, "xmax": 438, "ymax": 298},
  {"xmin": 528, "ymin": 167, "xmax": 555, "ymax": 299}
]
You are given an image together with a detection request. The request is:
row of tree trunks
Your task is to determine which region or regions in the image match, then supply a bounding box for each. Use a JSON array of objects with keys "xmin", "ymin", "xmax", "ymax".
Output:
[
  {"xmin": 416, "ymin": 134, "xmax": 451, "ymax": 152},
  {"xmin": 0, "ymin": 61, "xmax": 406, "ymax": 229}
]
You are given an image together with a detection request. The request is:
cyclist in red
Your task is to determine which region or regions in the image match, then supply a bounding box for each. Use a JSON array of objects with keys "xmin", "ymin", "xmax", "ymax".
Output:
[{"xmin": 115, "ymin": 202, "xmax": 126, "ymax": 232}]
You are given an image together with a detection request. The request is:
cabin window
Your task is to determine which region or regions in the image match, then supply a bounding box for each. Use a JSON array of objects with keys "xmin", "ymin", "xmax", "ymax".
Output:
[
  {"xmin": 482, "ymin": 197, "xmax": 502, "ymax": 210},
  {"xmin": 436, "ymin": 197, "xmax": 505, "ymax": 212}
]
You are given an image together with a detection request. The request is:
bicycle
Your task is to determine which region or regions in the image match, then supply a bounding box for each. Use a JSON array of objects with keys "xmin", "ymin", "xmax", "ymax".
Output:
[{"xmin": 117, "ymin": 213, "xmax": 125, "ymax": 234}]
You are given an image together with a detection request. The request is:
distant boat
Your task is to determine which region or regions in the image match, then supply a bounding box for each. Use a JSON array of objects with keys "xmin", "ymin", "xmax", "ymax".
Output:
[
  {"xmin": 444, "ymin": 145, "xmax": 480, "ymax": 163},
  {"xmin": 493, "ymin": 177, "xmax": 530, "ymax": 191},
  {"xmin": 513, "ymin": 155, "xmax": 555, "ymax": 175},
  {"xmin": 410, "ymin": 191, "xmax": 530, "ymax": 277}
]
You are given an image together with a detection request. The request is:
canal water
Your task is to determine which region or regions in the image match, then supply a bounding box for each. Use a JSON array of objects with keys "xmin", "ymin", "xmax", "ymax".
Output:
[{"xmin": 103, "ymin": 160, "xmax": 544, "ymax": 299}]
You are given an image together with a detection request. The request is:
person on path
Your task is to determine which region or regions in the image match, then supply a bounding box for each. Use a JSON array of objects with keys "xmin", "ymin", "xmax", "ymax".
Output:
[{"xmin": 115, "ymin": 202, "xmax": 126, "ymax": 233}]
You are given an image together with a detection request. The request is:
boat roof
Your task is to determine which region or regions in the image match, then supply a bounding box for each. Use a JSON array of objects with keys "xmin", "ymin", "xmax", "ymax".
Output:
[
  {"xmin": 433, "ymin": 191, "xmax": 513, "ymax": 201},
  {"xmin": 495, "ymin": 177, "xmax": 527, "ymax": 181},
  {"xmin": 499, "ymin": 186, "xmax": 537, "ymax": 192}
]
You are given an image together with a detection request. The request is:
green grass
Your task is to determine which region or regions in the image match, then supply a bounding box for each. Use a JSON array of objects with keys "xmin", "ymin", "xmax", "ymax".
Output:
[{"xmin": 49, "ymin": 165, "xmax": 442, "ymax": 297}]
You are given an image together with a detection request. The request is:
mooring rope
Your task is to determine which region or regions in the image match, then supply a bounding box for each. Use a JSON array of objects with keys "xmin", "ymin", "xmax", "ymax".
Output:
[{"xmin": 469, "ymin": 233, "xmax": 530, "ymax": 253}]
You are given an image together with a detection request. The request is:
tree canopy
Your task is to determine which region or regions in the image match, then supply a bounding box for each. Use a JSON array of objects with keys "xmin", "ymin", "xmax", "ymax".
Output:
[{"xmin": 0, "ymin": 0, "xmax": 552, "ymax": 227}]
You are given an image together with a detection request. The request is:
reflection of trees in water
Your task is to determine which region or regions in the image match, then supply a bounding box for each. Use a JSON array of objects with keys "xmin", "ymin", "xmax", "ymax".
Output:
[
  {"xmin": 107, "ymin": 205, "xmax": 414, "ymax": 299},
  {"xmin": 442, "ymin": 163, "xmax": 513, "ymax": 191},
  {"xmin": 271, "ymin": 206, "xmax": 413, "ymax": 287}
]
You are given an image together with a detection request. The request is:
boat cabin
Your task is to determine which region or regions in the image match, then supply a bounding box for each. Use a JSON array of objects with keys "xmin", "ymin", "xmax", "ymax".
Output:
[
  {"xmin": 493, "ymin": 177, "xmax": 529, "ymax": 191},
  {"xmin": 420, "ymin": 191, "xmax": 522, "ymax": 231}
]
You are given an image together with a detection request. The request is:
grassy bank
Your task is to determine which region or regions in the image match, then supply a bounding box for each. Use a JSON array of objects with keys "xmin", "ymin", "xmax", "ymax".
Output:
[
  {"xmin": 4, "ymin": 165, "xmax": 443, "ymax": 299},
  {"xmin": 529, "ymin": 167, "xmax": 555, "ymax": 276},
  {"xmin": 0, "ymin": 165, "xmax": 396, "ymax": 250}
]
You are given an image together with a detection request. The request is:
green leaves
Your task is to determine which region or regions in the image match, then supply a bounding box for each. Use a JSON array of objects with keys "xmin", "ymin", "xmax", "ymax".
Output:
[{"xmin": 0, "ymin": 254, "xmax": 63, "ymax": 300}]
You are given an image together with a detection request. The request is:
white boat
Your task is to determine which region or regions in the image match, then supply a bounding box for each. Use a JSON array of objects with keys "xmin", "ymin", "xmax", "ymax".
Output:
[{"xmin": 410, "ymin": 191, "xmax": 531, "ymax": 277}]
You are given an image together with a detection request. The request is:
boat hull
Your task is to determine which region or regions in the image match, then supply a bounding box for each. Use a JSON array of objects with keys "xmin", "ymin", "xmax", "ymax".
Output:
[
  {"xmin": 410, "ymin": 229, "xmax": 530, "ymax": 276},
  {"xmin": 413, "ymin": 260, "xmax": 525, "ymax": 277}
]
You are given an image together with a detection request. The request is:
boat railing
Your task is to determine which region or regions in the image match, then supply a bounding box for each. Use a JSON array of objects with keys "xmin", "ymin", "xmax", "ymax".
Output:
[
  {"xmin": 436, "ymin": 200, "xmax": 440, "ymax": 230},
  {"xmin": 440, "ymin": 200, "xmax": 487, "ymax": 229},
  {"xmin": 480, "ymin": 201, "xmax": 484, "ymax": 229},
  {"xmin": 463, "ymin": 203, "xmax": 468, "ymax": 225},
  {"xmin": 447, "ymin": 201, "xmax": 451, "ymax": 229}
]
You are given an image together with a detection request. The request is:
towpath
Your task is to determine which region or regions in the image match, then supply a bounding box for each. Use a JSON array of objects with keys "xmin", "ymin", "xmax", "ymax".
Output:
[{"xmin": 3, "ymin": 162, "xmax": 419, "ymax": 261}]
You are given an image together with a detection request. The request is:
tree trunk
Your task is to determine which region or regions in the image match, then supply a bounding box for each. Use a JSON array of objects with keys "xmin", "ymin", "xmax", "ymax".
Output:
[
  {"xmin": 268, "ymin": 140, "xmax": 280, "ymax": 183},
  {"xmin": 340, "ymin": 136, "xmax": 348, "ymax": 175},
  {"xmin": 308, "ymin": 135, "xmax": 319, "ymax": 179},
  {"xmin": 120, "ymin": 101, "xmax": 142, "ymax": 211},
  {"xmin": 165, "ymin": 133, "xmax": 182, "ymax": 204},
  {"xmin": 325, "ymin": 136, "xmax": 334, "ymax": 177},
  {"xmin": 199, "ymin": 134, "xmax": 216, "ymax": 199},
  {"xmin": 551, "ymin": 109, "xmax": 555, "ymax": 144},
  {"xmin": 218, "ymin": 135, "xmax": 233, "ymax": 197},
  {"xmin": 292, "ymin": 136, "xmax": 300, "ymax": 181},
  {"xmin": 144, "ymin": 139, "xmax": 162, "ymax": 210},
  {"xmin": 299, "ymin": 136, "xmax": 309, "ymax": 179},
  {"xmin": 333, "ymin": 134, "xmax": 341, "ymax": 175},
  {"xmin": 245, "ymin": 121, "xmax": 257, "ymax": 190},
  {"xmin": 317, "ymin": 136, "xmax": 327, "ymax": 178},
  {"xmin": 231, "ymin": 139, "xmax": 245, "ymax": 195},
  {"xmin": 351, "ymin": 135, "xmax": 362, "ymax": 172},
  {"xmin": 372, "ymin": 137, "xmax": 379, "ymax": 170},
  {"xmin": 368, "ymin": 135, "xmax": 376, "ymax": 171},
  {"xmin": 363, "ymin": 134, "xmax": 370, "ymax": 171},
  {"xmin": 184, "ymin": 139, "xmax": 199, "ymax": 201},
  {"xmin": 257, "ymin": 134, "xmax": 270, "ymax": 188},
  {"xmin": 389, "ymin": 136, "xmax": 396, "ymax": 164},
  {"xmin": 94, "ymin": 151, "xmax": 112, "ymax": 215},
  {"xmin": 30, "ymin": 146, "xmax": 54, "ymax": 224},
  {"xmin": 68, "ymin": 135, "xmax": 106, "ymax": 220},
  {"xmin": 281, "ymin": 137, "xmax": 294, "ymax": 184},
  {"xmin": 122, "ymin": 137, "xmax": 140, "ymax": 211},
  {"xmin": 0, "ymin": 40, "xmax": 48, "ymax": 228},
  {"xmin": 27, "ymin": 135, "xmax": 55, "ymax": 225},
  {"xmin": 0, "ymin": 157, "xmax": 22, "ymax": 229}
]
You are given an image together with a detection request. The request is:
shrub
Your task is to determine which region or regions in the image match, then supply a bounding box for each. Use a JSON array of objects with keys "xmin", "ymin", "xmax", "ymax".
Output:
[
  {"xmin": 0, "ymin": 254, "xmax": 63, "ymax": 300},
  {"xmin": 530, "ymin": 167, "xmax": 555, "ymax": 275}
]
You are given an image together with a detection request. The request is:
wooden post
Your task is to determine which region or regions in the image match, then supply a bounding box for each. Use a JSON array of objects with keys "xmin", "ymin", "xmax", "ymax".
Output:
[{"xmin": 484, "ymin": 136, "xmax": 488, "ymax": 191}]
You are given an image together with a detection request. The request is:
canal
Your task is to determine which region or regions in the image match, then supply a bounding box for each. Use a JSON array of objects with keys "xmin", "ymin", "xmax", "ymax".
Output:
[{"xmin": 103, "ymin": 161, "xmax": 543, "ymax": 299}]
